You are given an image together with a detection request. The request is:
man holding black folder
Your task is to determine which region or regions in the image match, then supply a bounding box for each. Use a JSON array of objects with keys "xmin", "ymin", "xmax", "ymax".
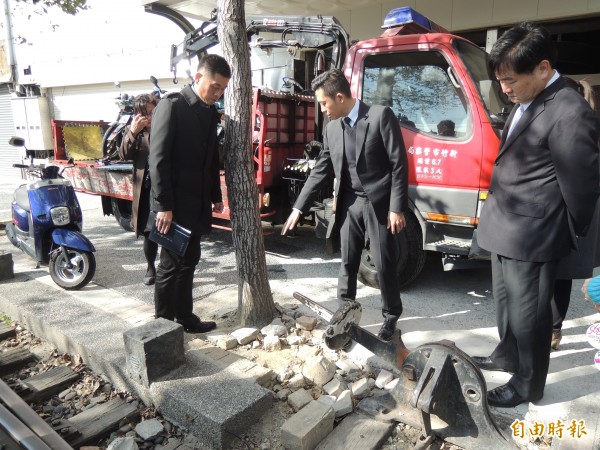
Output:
[{"xmin": 149, "ymin": 54, "xmax": 231, "ymax": 333}]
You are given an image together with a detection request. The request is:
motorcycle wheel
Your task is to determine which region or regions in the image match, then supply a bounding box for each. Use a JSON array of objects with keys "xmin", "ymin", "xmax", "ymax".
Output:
[
  {"xmin": 102, "ymin": 123, "xmax": 121, "ymax": 159},
  {"xmin": 49, "ymin": 248, "xmax": 96, "ymax": 290}
]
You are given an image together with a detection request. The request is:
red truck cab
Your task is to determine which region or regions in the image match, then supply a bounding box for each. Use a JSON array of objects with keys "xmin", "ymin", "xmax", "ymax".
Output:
[{"xmin": 341, "ymin": 8, "xmax": 511, "ymax": 286}]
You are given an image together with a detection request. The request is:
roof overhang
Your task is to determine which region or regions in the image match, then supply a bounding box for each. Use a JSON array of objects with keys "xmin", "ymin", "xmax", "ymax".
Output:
[{"xmin": 142, "ymin": 0, "xmax": 373, "ymax": 22}]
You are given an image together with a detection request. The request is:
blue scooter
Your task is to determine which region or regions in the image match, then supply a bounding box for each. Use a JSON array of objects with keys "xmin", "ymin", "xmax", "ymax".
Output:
[{"xmin": 5, "ymin": 137, "xmax": 96, "ymax": 290}]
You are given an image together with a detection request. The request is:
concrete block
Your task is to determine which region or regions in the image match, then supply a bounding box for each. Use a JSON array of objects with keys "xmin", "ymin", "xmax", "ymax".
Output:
[
  {"xmin": 302, "ymin": 355, "xmax": 336, "ymax": 386},
  {"xmin": 231, "ymin": 327, "xmax": 259, "ymax": 345},
  {"xmin": 375, "ymin": 369, "xmax": 394, "ymax": 389},
  {"xmin": 323, "ymin": 377, "xmax": 347, "ymax": 397},
  {"xmin": 217, "ymin": 335, "xmax": 238, "ymax": 350},
  {"xmin": 263, "ymin": 334, "xmax": 282, "ymax": 351},
  {"xmin": 316, "ymin": 395, "xmax": 336, "ymax": 407},
  {"xmin": 336, "ymin": 359, "xmax": 360, "ymax": 375},
  {"xmin": 287, "ymin": 373, "xmax": 306, "ymax": 389},
  {"xmin": 277, "ymin": 388, "xmax": 291, "ymax": 400},
  {"xmin": 296, "ymin": 316, "xmax": 318, "ymax": 331},
  {"xmin": 135, "ymin": 418, "xmax": 164, "ymax": 440},
  {"xmin": 385, "ymin": 378, "xmax": 399, "ymax": 390},
  {"xmin": 288, "ymin": 388, "xmax": 313, "ymax": 412},
  {"xmin": 107, "ymin": 437, "xmax": 137, "ymax": 450},
  {"xmin": 206, "ymin": 333, "xmax": 237, "ymax": 350},
  {"xmin": 0, "ymin": 251, "xmax": 14, "ymax": 281},
  {"xmin": 315, "ymin": 413, "xmax": 395, "ymax": 450},
  {"xmin": 334, "ymin": 390, "xmax": 353, "ymax": 418},
  {"xmin": 281, "ymin": 400, "xmax": 335, "ymax": 450},
  {"xmin": 123, "ymin": 318, "xmax": 184, "ymax": 387},
  {"xmin": 351, "ymin": 378, "xmax": 371, "ymax": 399},
  {"xmin": 287, "ymin": 335, "xmax": 307, "ymax": 346},
  {"xmin": 246, "ymin": 364, "xmax": 275, "ymax": 387},
  {"xmin": 261, "ymin": 323, "xmax": 288, "ymax": 337}
]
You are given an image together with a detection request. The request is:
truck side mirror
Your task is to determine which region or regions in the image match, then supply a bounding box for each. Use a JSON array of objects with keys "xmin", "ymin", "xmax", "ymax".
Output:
[{"xmin": 8, "ymin": 136, "xmax": 26, "ymax": 147}]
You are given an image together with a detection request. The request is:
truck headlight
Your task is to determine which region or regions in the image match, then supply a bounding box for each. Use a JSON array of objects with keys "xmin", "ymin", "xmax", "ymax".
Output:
[{"xmin": 51, "ymin": 207, "xmax": 70, "ymax": 226}]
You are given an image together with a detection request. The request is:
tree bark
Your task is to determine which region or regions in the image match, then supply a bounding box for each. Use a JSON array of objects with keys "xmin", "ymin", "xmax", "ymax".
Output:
[{"xmin": 217, "ymin": 0, "xmax": 276, "ymax": 326}]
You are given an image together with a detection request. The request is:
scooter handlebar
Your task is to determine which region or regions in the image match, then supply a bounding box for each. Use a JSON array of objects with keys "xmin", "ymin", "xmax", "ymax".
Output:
[{"xmin": 13, "ymin": 164, "xmax": 32, "ymax": 169}]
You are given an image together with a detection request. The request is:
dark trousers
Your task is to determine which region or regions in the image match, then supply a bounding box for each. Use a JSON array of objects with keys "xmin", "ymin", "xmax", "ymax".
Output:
[
  {"xmin": 551, "ymin": 278, "xmax": 572, "ymax": 330},
  {"xmin": 154, "ymin": 234, "xmax": 201, "ymax": 321},
  {"xmin": 489, "ymin": 253, "xmax": 556, "ymax": 400},
  {"xmin": 337, "ymin": 192, "xmax": 402, "ymax": 317}
]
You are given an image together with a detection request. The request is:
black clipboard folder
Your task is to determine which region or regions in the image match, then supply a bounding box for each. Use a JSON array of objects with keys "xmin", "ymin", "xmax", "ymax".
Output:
[{"xmin": 149, "ymin": 220, "xmax": 191, "ymax": 257}]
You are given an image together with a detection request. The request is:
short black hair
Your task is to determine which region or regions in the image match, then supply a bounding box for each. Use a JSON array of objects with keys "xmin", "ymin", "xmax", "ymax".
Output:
[
  {"xmin": 311, "ymin": 68, "xmax": 351, "ymax": 99},
  {"xmin": 133, "ymin": 93, "xmax": 158, "ymax": 116},
  {"xmin": 437, "ymin": 119, "xmax": 456, "ymax": 136},
  {"xmin": 488, "ymin": 22, "xmax": 557, "ymax": 75},
  {"xmin": 197, "ymin": 54, "xmax": 231, "ymax": 79}
]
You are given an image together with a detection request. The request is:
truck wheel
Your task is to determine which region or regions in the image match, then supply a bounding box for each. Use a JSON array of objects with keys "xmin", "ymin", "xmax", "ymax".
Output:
[
  {"xmin": 49, "ymin": 249, "xmax": 96, "ymax": 290},
  {"xmin": 358, "ymin": 210, "xmax": 426, "ymax": 289},
  {"xmin": 111, "ymin": 197, "xmax": 133, "ymax": 232}
]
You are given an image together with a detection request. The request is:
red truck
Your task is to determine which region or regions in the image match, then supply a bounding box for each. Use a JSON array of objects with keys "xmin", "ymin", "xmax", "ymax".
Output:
[{"xmin": 51, "ymin": 7, "xmax": 512, "ymax": 288}]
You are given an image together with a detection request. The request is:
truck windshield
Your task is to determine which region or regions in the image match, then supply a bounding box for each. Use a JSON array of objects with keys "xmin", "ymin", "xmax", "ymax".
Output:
[
  {"xmin": 362, "ymin": 51, "xmax": 471, "ymax": 139},
  {"xmin": 453, "ymin": 38, "xmax": 513, "ymax": 134}
]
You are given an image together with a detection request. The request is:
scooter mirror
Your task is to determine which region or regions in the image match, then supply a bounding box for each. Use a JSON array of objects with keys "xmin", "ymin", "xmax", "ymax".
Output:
[{"xmin": 8, "ymin": 136, "xmax": 25, "ymax": 147}]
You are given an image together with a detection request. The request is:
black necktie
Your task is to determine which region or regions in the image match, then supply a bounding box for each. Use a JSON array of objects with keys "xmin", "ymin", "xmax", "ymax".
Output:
[{"xmin": 344, "ymin": 117, "xmax": 352, "ymax": 128}]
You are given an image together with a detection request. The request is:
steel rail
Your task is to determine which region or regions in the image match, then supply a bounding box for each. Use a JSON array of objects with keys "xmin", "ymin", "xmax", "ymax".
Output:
[{"xmin": 0, "ymin": 378, "xmax": 73, "ymax": 450}]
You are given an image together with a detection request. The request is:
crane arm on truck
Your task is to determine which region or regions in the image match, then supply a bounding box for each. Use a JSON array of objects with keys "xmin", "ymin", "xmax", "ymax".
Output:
[{"xmin": 165, "ymin": 10, "xmax": 349, "ymax": 81}]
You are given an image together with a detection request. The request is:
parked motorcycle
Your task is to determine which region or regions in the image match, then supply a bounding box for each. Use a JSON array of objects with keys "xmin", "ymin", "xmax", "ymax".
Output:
[
  {"xmin": 102, "ymin": 77, "xmax": 167, "ymax": 161},
  {"xmin": 102, "ymin": 82, "xmax": 134, "ymax": 160},
  {"xmin": 5, "ymin": 137, "xmax": 96, "ymax": 290}
]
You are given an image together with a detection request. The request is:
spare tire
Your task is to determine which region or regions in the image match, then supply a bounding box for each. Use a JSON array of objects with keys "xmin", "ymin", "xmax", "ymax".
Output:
[
  {"xmin": 358, "ymin": 209, "xmax": 426, "ymax": 289},
  {"xmin": 111, "ymin": 197, "xmax": 133, "ymax": 232}
]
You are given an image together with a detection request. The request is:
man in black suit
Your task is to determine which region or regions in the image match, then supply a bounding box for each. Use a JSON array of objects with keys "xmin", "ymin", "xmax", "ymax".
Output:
[
  {"xmin": 281, "ymin": 69, "xmax": 409, "ymax": 341},
  {"xmin": 149, "ymin": 54, "xmax": 231, "ymax": 333},
  {"xmin": 474, "ymin": 23, "xmax": 600, "ymax": 407}
]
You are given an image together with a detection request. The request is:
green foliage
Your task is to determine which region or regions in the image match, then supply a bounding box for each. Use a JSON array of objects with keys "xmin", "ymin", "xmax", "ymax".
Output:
[
  {"xmin": 0, "ymin": 312, "xmax": 12, "ymax": 324},
  {"xmin": 15, "ymin": 0, "xmax": 88, "ymax": 15}
]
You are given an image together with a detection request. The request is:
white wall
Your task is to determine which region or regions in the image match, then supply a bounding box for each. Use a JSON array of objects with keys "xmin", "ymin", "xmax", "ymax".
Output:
[
  {"xmin": 335, "ymin": 0, "xmax": 600, "ymax": 41},
  {"xmin": 10, "ymin": 0, "xmax": 199, "ymax": 88}
]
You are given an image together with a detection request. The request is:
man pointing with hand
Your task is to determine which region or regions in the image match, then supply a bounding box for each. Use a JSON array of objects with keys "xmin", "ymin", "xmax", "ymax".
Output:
[{"xmin": 282, "ymin": 68, "xmax": 409, "ymax": 341}]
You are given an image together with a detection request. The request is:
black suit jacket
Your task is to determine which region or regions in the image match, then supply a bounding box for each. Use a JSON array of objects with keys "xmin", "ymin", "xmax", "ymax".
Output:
[
  {"xmin": 294, "ymin": 101, "xmax": 408, "ymax": 224},
  {"xmin": 149, "ymin": 85, "xmax": 222, "ymax": 235},
  {"xmin": 478, "ymin": 77, "xmax": 600, "ymax": 262}
]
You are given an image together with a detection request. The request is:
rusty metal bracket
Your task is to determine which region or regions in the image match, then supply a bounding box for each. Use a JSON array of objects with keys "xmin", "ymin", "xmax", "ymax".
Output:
[{"xmin": 293, "ymin": 292, "xmax": 518, "ymax": 450}]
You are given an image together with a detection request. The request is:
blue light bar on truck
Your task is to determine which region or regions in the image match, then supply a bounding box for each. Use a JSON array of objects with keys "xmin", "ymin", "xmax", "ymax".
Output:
[{"xmin": 383, "ymin": 7, "xmax": 432, "ymax": 30}]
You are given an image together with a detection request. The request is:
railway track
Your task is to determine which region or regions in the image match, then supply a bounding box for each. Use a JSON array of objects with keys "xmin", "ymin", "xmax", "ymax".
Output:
[{"xmin": 0, "ymin": 320, "xmax": 148, "ymax": 450}]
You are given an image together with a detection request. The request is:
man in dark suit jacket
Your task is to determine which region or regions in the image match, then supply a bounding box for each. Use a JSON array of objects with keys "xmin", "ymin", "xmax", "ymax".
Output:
[
  {"xmin": 474, "ymin": 23, "xmax": 600, "ymax": 407},
  {"xmin": 149, "ymin": 54, "xmax": 231, "ymax": 333},
  {"xmin": 281, "ymin": 69, "xmax": 409, "ymax": 341}
]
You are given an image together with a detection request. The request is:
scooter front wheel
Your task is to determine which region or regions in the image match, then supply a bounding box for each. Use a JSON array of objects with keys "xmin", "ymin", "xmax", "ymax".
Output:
[{"xmin": 49, "ymin": 249, "xmax": 96, "ymax": 290}]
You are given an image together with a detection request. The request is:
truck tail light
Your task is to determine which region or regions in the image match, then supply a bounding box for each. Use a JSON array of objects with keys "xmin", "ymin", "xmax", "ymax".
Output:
[{"xmin": 426, "ymin": 212, "xmax": 477, "ymax": 226}]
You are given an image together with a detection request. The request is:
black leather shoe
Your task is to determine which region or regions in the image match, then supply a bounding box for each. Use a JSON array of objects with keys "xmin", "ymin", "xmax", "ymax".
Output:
[
  {"xmin": 143, "ymin": 267, "xmax": 156, "ymax": 286},
  {"xmin": 377, "ymin": 316, "xmax": 399, "ymax": 341},
  {"xmin": 472, "ymin": 356, "xmax": 512, "ymax": 372},
  {"xmin": 487, "ymin": 384, "xmax": 530, "ymax": 408},
  {"xmin": 175, "ymin": 315, "xmax": 216, "ymax": 333}
]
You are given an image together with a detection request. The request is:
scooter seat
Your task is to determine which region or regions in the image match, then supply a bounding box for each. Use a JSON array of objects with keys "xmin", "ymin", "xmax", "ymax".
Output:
[{"xmin": 14, "ymin": 185, "xmax": 30, "ymax": 212}]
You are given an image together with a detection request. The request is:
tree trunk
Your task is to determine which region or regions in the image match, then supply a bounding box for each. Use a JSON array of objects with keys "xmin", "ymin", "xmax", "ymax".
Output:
[{"xmin": 217, "ymin": 0, "xmax": 276, "ymax": 326}]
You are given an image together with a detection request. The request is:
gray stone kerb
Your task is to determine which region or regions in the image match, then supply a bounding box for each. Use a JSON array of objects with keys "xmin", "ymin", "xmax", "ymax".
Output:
[{"xmin": 0, "ymin": 273, "xmax": 272, "ymax": 449}]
